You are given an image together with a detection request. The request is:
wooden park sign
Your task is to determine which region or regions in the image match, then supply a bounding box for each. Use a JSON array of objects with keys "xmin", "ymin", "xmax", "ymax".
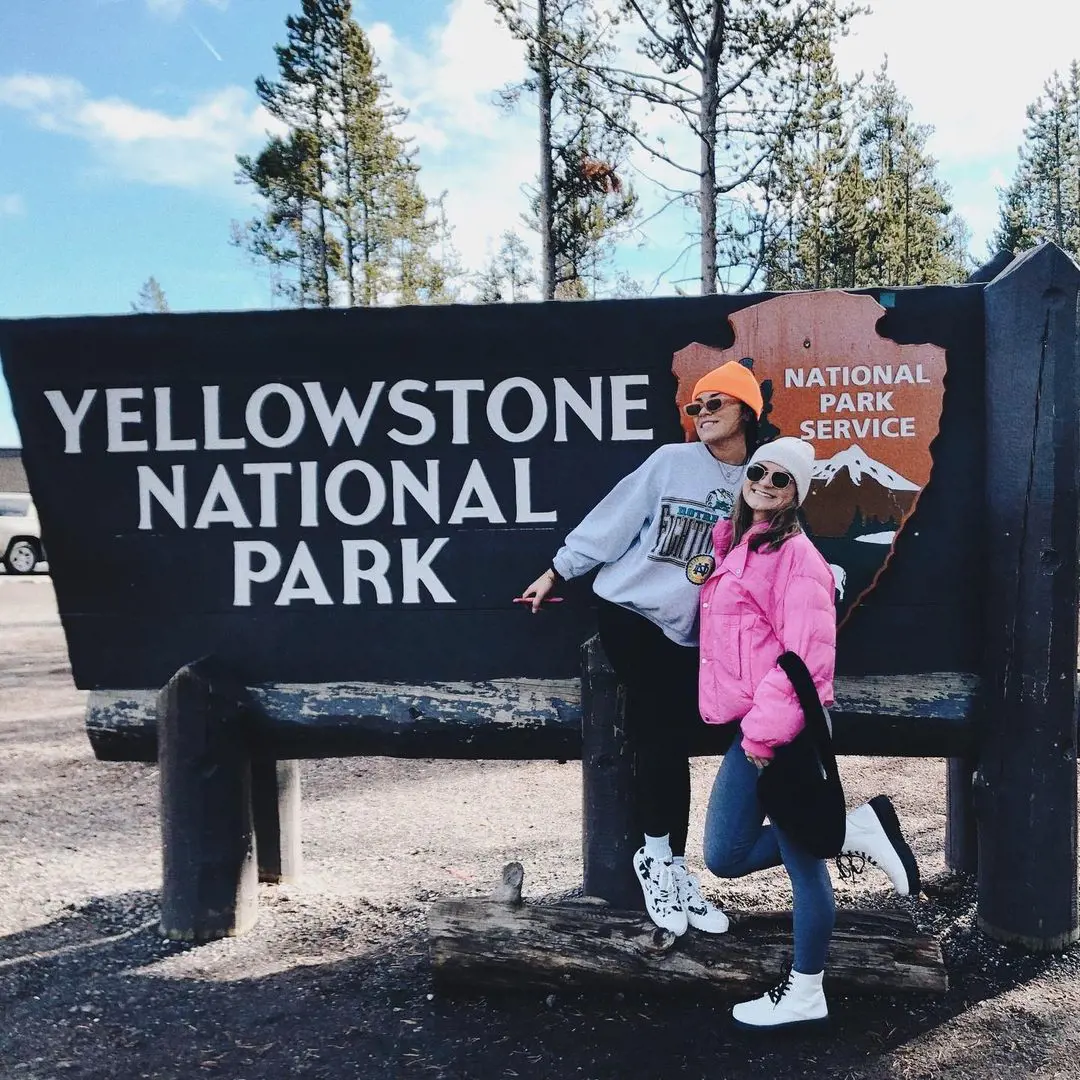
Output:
[
  {"xmin": 0, "ymin": 289, "xmax": 978, "ymax": 691},
  {"xmin": 674, "ymin": 292, "xmax": 947, "ymax": 623},
  {"xmin": 3, "ymin": 245, "xmax": 1079, "ymax": 957}
]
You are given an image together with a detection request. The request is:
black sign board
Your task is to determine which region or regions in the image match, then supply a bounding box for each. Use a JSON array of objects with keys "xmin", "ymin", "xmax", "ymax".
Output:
[{"xmin": 0, "ymin": 287, "xmax": 984, "ymax": 690}]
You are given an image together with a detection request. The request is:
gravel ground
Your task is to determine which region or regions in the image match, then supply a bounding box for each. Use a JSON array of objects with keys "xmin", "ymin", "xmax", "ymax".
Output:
[{"xmin": 3, "ymin": 575, "xmax": 1080, "ymax": 1079}]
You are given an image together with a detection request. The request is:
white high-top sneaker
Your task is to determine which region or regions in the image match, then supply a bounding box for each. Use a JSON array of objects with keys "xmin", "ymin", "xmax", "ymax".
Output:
[
  {"xmin": 732, "ymin": 969, "xmax": 829, "ymax": 1031},
  {"xmin": 632, "ymin": 848, "xmax": 688, "ymax": 936},
  {"xmin": 838, "ymin": 795, "xmax": 920, "ymax": 896},
  {"xmin": 670, "ymin": 863, "xmax": 729, "ymax": 934}
]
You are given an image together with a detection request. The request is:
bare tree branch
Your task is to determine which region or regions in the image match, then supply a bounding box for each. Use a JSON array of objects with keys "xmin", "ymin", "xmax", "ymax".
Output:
[
  {"xmin": 652, "ymin": 238, "xmax": 699, "ymax": 291},
  {"xmin": 624, "ymin": 0, "xmax": 703, "ymax": 70}
]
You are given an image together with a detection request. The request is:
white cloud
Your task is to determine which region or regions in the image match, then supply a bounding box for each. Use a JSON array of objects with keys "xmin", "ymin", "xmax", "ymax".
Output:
[
  {"xmin": 370, "ymin": 0, "xmax": 528, "ymax": 148},
  {"xmin": 830, "ymin": 0, "xmax": 1080, "ymax": 253},
  {"xmin": 146, "ymin": 0, "xmax": 227, "ymax": 18},
  {"xmin": 0, "ymin": 73, "xmax": 282, "ymax": 197},
  {"xmin": 0, "ymin": 193, "xmax": 25, "ymax": 217},
  {"xmin": 368, "ymin": 0, "xmax": 537, "ymax": 271},
  {"xmin": 835, "ymin": 0, "xmax": 1080, "ymax": 165}
]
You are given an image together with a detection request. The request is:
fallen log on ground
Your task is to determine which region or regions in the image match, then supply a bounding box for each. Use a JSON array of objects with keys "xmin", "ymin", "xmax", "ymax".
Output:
[{"xmin": 428, "ymin": 863, "xmax": 947, "ymax": 997}]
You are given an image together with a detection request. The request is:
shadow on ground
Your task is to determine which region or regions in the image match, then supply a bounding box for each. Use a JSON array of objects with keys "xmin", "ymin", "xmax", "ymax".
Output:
[{"xmin": 2, "ymin": 874, "xmax": 1079, "ymax": 1080}]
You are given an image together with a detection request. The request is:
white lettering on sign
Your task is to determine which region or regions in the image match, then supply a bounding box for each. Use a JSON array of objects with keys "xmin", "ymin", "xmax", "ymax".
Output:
[
  {"xmin": 136, "ymin": 459, "xmax": 564, "ymax": 532},
  {"xmin": 434, "ymin": 380, "xmax": 486, "ymax": 445},
  {"xmin": 303, "ymin": 381, "xmax": 384, "ymax": 446},
  {"xmin": 137, "ymin": 464, "xmax": 185, "ymax": 529},
  {"xmin": 553, "ymin": 377, "xmax": 603, "ymax": 442},
  {"xmin": 44, "ymin": 376, "xmax": 656, "ymax": 451},
  {"xmin": 48, "ymin": 373, "xmax": 656, "ymax": 609},
  {"xmin": 818, "ymin": 391, "xmax": 896, "ymax": 413},
  {"xmin": 154, "ymin": 388, "xmax": 197, "ymax": 451},
  {"xmin": 325, "ymin": 460, "xmax": 386, "ymax": 527},
  {"xmin": 243, "ymin": 462, "xmax": 292, "ymax": 528},
  {"xmin": 234, "ymin": 538, "xmax": 456, "ymax": 606},
  {"xmin": 784, "ymin": 360, "xmax": 935, "ymax": 450},
  {"xmin": 246, "ymin": 383, "xmax": 307, "ymax": 449},
  {"xmin": 387, "ymin": 380, "xmax": 437, "ymax": 446},
  {"xmin": 44, "ymin": 389, "xmax": 97, "ymax": 454},
  {"xmin": 799, "ymin": 417, "xmax": 917, "ymax": 440},
  {"xmin": 106, "ymin": 388, "xmax": 149, "ymax": 453},
  {"xmin": 610, "ymin": 375, "xmax": 652, "ymax": 440},
  {"xmin": 391, "ymin": 460, "xmax": 440, "ymax": 526},
  {"xmin": 449, "ymin": 460, "xmax": 506, "ymax": 524},
  {"xmin": 275, "ymin": 540, "xmax": 333, "ymax": 606},
  {"xmin": 486, "ymin": 378, "xmax": 548, "ymax": 443},
  {"xmin": 784, "ymin": 365, "xmax": 932, "ymax": 388},
  {"xmin": 194, "ymin": 464, "xmax": 252, "ymax": 529}
]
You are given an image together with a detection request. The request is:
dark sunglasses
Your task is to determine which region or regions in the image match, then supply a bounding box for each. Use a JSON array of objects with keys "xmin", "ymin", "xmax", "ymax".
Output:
[
  {"xmin": 684, "ymin": 396, "xmax": 737, "ymax": 417},
  {"xmin": 745, "ymin": 463, "xmax": 792, "ymax": 488}
]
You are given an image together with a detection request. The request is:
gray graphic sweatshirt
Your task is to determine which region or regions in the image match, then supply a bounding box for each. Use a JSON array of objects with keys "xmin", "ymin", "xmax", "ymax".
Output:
[{"xmin": 551, "ymin": 441, "xmax": 744, "ymax": 647}]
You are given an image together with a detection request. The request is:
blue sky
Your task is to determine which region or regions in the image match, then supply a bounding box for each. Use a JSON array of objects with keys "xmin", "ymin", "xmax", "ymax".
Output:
[{"xmin": 2, "ymin": 0, "xmax": 1079, "ymax": 447}]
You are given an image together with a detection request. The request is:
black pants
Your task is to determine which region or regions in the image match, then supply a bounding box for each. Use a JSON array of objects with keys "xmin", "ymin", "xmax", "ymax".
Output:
[{"xmin": 596, "ymin": 599, "xmax": 705, "ymax": 857}]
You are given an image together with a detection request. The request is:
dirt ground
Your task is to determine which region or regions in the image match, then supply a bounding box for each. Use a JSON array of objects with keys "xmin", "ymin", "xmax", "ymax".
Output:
[{"xmin": 3, "ymin": 576, "xmax": 1080, "ymax": 1079}]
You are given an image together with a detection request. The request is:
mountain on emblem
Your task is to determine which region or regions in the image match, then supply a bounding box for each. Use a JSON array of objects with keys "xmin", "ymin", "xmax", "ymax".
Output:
[
  {"xmin": 811, "ymin": 444, "xmax": 920, "ymax": 490},
  {"xmin": 803, "ymin": 445, "xmax": 919, "ymax": 539}
]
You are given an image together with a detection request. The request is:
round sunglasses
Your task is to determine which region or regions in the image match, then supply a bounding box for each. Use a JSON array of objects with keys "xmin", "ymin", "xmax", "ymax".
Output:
[
  {"xmin": 684, "ymin": 396, "xmax": 739, "ymax": 416},
  {"xmin": 745, "ymin": 463, "xmax": 793, "ymax": 488}
]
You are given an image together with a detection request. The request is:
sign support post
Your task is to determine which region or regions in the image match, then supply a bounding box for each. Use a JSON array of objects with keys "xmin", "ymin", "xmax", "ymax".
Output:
[
  {"xmin": 158, "ymin": 658, "xmax": 259, "ymax": 941},
  {"xmin": 977, "ymin": 242, "xmax": 1080, "ymax": 949}
]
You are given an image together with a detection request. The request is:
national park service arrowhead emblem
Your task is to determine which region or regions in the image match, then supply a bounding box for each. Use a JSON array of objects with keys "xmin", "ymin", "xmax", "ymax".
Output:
[{"xmin": 673, "ymin": 292, "xmax": 946, "ymax": 624}]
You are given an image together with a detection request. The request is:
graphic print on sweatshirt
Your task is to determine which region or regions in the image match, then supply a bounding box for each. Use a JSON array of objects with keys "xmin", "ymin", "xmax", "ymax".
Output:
[{"xmin": 649, "ymin": 487, "xmax": 733, "ymax": 570}]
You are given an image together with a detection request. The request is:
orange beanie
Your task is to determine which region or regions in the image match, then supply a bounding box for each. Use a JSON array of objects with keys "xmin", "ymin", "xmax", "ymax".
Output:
[{"xmin": 691, "ymin": 360, "xmax": 763, "ymax": 419}]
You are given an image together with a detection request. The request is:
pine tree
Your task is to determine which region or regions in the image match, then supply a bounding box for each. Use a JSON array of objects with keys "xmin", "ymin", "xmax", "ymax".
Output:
[
  {"xmin": 131, "ymin": 276, "xmax": 170, "ymax": 313},
  {"xmin": 490, "ymin": 0, "xmax": 638, "ymax": 299},
  {"xmin": 473, "ymin": 230, "xmax": 538, "ymax": 303},
  {"xmin": 236, "ymin": 0, "xmax": 441, "ymax": 307},
  {"xmin": 592, "ymin": 0, "xmax": 859, "ymax": 294},
  {"xmin": 762, "ymin": 33, "xmax": 852, "ymax": 290},
  {"xmin": 761, "ymin": 57, "xmax": 968, "ymax": 288},
  {"xmin": 994, "ymin": 63, "xmax": 1080, "ymax": 259},
  {"xmin": 424, "ymin": 196, "xmax": 468, "ymax": 303},
  {"xmin": 541, "ymin": 121, "xmax": 638, "ymax": 298},
  {"xmin": 855, "ymin": 63, "xmax": 967, "ymax": 285}
]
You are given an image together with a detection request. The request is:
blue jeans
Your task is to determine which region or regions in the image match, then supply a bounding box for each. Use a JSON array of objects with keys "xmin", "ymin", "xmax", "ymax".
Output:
[{"xmin": 703, "ymin": 735, "xmax": 835, "ymax": 974}]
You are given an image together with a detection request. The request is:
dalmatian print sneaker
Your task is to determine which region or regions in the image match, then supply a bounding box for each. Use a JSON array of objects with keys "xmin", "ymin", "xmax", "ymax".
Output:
[
  {"xmin": 671, "ymin": 863, "xmax": 730, "ymax": 933},
  {"xmin": 633, "ymin": 847, "xmax": 688, "ymax": 936}
]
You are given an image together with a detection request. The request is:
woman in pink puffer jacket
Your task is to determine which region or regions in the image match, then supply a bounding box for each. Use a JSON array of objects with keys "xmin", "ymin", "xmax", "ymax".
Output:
[{"xmin": 698, "ymin": 437, "xmax": 919, "ymax": 1034}]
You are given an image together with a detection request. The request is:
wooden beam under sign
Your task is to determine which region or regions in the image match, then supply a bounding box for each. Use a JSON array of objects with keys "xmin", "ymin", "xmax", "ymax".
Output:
[{"xmin": 85, "ymin": 671, "xmax": 980, "ymax": 764}]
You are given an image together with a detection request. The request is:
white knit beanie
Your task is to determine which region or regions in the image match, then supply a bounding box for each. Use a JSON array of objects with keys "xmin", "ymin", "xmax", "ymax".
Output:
[{"xmin": 747, "ymin": 437, "xmax": 816, "ymax": 507}]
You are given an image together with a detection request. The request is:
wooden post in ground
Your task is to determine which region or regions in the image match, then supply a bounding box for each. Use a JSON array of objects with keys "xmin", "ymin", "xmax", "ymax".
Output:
[
  {"xmin": 944, "ymin": 252, "xmax": 1017, "ymax": 880},
  {"xmin": 977, "ymin": 241, "xmax": 1080, "ymax": 950},
  {"xmin": 945, "ymin": 756, "xmax": 978, "ymax": 875},
  {"xmin": 581, "ymin": 636, "xmax": 641, "ymax": 909},
  {"xmin": 157, "ymin": 659, "xmax": 258, "ymax": 940},
  {"xmin": 251, "ymin": 756, "xmax": 302, "ymax": 884}
]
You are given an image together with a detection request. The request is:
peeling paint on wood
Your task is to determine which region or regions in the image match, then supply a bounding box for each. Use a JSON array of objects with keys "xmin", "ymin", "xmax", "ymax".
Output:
[{"xmin": 85, "ymin": 671, "xmax": 980, "ymax": 764}]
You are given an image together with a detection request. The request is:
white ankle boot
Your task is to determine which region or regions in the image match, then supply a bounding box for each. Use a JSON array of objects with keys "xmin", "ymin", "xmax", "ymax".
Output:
[
  {"xmin": 838, "ymin": 795, "xmax": 920, "ymax": 896},
  {"xmin": 732, "ymin": 969, "xmax": 829, "ymax": 1031}
]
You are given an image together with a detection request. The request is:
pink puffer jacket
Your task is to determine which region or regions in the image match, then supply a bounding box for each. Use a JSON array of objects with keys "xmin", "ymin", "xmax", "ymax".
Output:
[{"xmin": 698, "ymin": 518, "xmax": 837, "ymax": 761}]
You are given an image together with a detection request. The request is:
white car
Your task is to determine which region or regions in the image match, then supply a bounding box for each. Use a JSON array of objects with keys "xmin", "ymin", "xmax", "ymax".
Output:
[{"xmin": 0, "ymin": 492, "xmax": 45, "ymax": 574}]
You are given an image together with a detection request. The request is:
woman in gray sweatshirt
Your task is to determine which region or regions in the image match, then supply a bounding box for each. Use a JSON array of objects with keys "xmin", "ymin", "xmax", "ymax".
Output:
[{"xmin": 520, "ymin": 360, "xmax": 763, "ymax": 935}]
